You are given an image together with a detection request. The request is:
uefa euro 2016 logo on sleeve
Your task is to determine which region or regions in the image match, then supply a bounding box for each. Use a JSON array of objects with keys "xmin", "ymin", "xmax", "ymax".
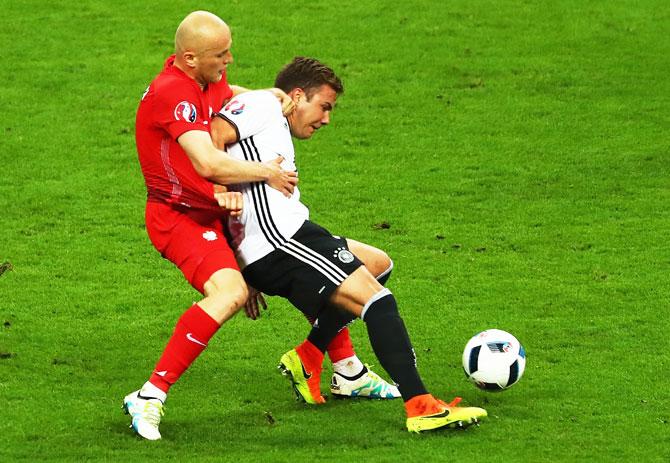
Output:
[
  {"xmin": 224, "ymin": 100, "xmax": 245, "ymax": 116},
  {"xmin": 174, "ymin": 101, "xmax": 197, "ymax": 122}
]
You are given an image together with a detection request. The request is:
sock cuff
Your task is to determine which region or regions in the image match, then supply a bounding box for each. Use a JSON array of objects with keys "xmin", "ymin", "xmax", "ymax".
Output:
[
  {"xmin": 325, "ymin": 327, "xmax": 355, "ymax": 362},
  {"xmin": 297, "ymin": 339, "xmax": 326, "ymax": 358},
  {"xmin": 179, "ymin": 303, "xmax": 220, "ymax": 339},
  {"xmin": 361, "ymin": 288, "xmax": 393, "ymax": 321},
  {"xmin": 142, "ymin": 381, "xmax": 168, "ymax": 402},
  {"xmin": 377, "ymin": 260, "xmax": 394, "ymax": 284}
]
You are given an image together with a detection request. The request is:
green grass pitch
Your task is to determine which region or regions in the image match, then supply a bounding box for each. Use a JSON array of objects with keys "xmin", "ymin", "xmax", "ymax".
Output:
[{"xmin": 1, "ymin": 0, "xmax": 668, "ymax": 461}]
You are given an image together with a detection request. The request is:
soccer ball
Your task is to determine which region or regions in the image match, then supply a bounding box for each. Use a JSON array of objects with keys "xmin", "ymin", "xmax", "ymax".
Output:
[{"xmin": 462, "ymin": 329, "xmax": 526, "ymax": 391}]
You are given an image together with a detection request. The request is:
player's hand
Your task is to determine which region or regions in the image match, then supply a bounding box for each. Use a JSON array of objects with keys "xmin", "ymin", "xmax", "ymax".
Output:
[
  {"xmin": 269, "ymin": 88, "xmax": 296, "ymax": 116},
  {"xmin": 264, "ymin": 156, "xmax": 298, "ymax": 197},
  {"xmin": 244, "ymin": 285, "xmax": 267, "ymax": 320},
  {"xmin": 213, "ymin": 184, "xmax": 243, "ymax": 217}
]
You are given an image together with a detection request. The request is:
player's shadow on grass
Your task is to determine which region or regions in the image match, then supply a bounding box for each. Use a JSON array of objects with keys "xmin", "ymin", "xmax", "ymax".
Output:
[{"xmin": 108, "ymin": 404, "xmax": 480, "ymax": 452}]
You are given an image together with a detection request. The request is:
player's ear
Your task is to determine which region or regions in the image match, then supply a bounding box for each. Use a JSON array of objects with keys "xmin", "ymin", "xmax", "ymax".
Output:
[
  {"xmin": 288, "ymin": 88, "xmax": 305, "ymax": 104},
  {"xmin": 182, "ymin": 51, "xmax": 197, "ymax": 69}
]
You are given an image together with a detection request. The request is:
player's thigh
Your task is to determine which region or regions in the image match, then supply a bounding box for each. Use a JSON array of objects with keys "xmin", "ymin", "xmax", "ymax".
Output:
[
  {"xmin": 146, "ymin": 203, "xmax": 239, "ymax": 294},
  {"xmin": 329, "ymin": 266, "xmax": 384, "ymax": 317},
  {"xmin": 346, "ymin": 238, "xmax": 391, "ymax": 278},
  {"xmin": 243, "ymin": 221, "xmax": 363, "ymax": 318},
  {"xmin": 244, "ymin": 252, "xmax": 330, "ymax": 319}
]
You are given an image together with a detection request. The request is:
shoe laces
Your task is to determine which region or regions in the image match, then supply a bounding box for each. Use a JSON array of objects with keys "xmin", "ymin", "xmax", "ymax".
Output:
[
  {"xmin": 362, "ymin": 364, "xmax": 382, "ymax": 382},
  {"xmin": 142, "ymin": 400, "xmax": 164, "ymax": 427},
  {"xmin": 445, "ymin": 397, "xmax": 462, "ymax": 408},
  {"xmin": 362, "ymin": 364, "xmax": 396, "ymax": 390},
  {"xmin": 363, "ymin": 364, "xmax": 397, "ymax": 385}
]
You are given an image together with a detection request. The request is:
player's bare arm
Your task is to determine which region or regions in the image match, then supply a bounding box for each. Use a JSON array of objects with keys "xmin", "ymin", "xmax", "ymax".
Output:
[
  {"xmin": 269, "ymin": 88, "xmax": 296, "ymax": 115},
  {"xmin": 209, "ymin": 115, "xmax": 238, "ymax": 150},
  {"xmin": 178, "ymin": 130, "xmax": 298, "ymax": 197}
]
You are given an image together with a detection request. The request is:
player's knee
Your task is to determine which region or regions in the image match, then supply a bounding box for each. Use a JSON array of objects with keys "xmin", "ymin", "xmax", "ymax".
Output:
[
  {"xmin": 228, "ymin": 283, "xmax": 249, "ymax": 309},
  {"xmin": 370, "ymin": 249, "xmax": 392, "ymax": 279},
  {"xmin": 204, "ymin": 269, "xmax": 248, "ymax": 308},
  {"xmin": 347, "ymin": 239, "xmax": 391, "ymax": 278}
]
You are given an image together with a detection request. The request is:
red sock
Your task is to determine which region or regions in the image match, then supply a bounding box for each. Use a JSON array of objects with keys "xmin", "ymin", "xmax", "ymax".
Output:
[
  {"xmin": 325, "ymin": 327, "xmax": 355, "ymax": 363},
  {"xmin": 149, "ymin": 304, "xmax": 221, "ymax": 393},
  {"xmin": 294, "ymin": 339, "xmax": 326, "ymax": 403},
  {"xmin": 295, "ymin": 339, "xmax": 325, "ymax": 373},
  {"xmin": 305, "ymin": 314, "xmax": 355, "ymax": 363}
]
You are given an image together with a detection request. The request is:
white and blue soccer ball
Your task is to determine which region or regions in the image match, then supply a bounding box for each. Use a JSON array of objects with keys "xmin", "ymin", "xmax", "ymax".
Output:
[{"xmin": 462, "ymin": 329, "xmax": 526, "ymax": 391}]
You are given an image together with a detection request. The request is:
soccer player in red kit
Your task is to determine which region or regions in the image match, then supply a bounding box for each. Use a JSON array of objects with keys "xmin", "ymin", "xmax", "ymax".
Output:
[
  {"xmin": 123, "ymin": 11, "xmax": 298, "ymax": 440},
  {"xmin": 124, "ymin": 10, "xmax": 396, "ymax": 441}
]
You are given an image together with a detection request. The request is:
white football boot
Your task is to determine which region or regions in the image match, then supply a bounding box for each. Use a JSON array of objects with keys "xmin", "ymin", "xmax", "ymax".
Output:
[
  {"xmin": 330, "ymin": 365, "xmax": 401, "ymax": 399},
  {"xmin": 123, "ymin": 390, "xmax": 164, "ymax": 440}
]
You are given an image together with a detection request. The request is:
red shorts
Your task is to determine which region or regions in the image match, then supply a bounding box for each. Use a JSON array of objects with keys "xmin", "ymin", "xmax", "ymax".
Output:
[{"xmin": 145, "ymin": 201, "xmax": 239, "ymax": 294}]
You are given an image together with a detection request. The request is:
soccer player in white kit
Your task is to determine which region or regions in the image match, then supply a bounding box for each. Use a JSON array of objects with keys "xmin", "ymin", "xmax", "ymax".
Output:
[{"xmin": 213, "ymin": 57, "xmax": 487, "ymax": 431}]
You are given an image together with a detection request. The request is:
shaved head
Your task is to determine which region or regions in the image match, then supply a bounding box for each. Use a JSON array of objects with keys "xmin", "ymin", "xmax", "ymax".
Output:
[
  {"xmin": 175, "ymin": 11, "xmax": 230, "ymax": 55},
  {"xmin": 173, "ymin": 11, "xmax": 234, "ymax": 88}
]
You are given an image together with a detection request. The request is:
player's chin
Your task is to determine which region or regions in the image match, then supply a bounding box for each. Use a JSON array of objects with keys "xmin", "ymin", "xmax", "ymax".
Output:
[
  {"xmin": 303, "ymin": 126, "xmax": 318, "ymax": 139},
  {"xmin": 297, "ymin": 132, "xmax": 313, "ymax": 140}
]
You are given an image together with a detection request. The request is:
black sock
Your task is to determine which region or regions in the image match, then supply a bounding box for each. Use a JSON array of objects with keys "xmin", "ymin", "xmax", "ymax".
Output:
[
  {"xmin": 305, "ymin": 262, "xmax": 393, "ymax": 351},
  {"xmin": 307, "ymin": 308, "xmax": 356, "ymax": 352},
  {"xmin": 362, "ymin": 289, "xmax": 428, "ymax": 401}
]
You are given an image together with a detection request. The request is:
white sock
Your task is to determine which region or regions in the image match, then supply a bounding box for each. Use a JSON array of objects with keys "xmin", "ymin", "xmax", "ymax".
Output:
[
  {"xmin": 332, "ymin": 355, "xmax": 365, "ymax": 378},
  {"xmin": 140, "ymin": 381, "xmax": 167, "ymax": 403}
]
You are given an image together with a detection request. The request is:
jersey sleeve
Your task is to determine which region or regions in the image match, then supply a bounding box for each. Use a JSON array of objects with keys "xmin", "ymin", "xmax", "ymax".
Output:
[
  {"xmin": 217, "ymin": 91, "xmax": 279, "ymax": 141},
  {"xmin": 152, "ymin": 82, "xmax": 209, "ymax": 140}
]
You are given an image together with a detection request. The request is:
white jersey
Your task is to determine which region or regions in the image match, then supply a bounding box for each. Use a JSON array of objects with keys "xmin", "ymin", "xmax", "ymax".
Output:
[{"xmin": 219, "ymin": 90, "xmax": 309, "ymax": 268}]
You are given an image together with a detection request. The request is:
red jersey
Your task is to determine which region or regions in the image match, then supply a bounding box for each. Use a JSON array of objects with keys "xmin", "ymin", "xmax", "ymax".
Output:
[{"xmin": 135, "ymin": 55, "xmax": 234, "ymax": 211}]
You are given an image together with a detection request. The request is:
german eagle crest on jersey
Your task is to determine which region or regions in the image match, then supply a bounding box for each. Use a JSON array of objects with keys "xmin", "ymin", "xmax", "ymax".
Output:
[{"xmin": 333, "ymin": 247, "xmax": 354, "ymax": 263}]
